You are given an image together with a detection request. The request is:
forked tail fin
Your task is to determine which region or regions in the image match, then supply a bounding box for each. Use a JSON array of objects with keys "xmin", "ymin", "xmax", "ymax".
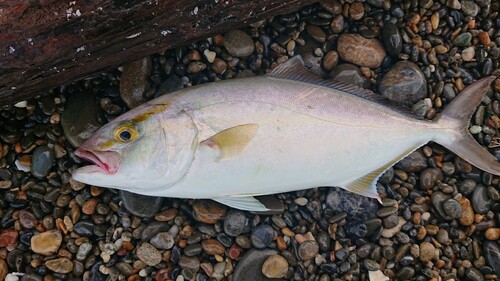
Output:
[{"xmin": 433, "ymin": 76, "xmax": 500, "ymax": 175}]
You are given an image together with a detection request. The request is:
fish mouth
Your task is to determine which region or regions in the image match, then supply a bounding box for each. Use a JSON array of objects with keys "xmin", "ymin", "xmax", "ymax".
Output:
[{"xmin": 75, "ymin": 148, "xmax": 120, "ymax": 174}]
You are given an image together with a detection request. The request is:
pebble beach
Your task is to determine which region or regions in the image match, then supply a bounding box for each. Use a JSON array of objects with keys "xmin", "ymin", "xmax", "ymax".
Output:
[{"xmin": 0, "ymin": 1, "xmax": 499, "ymax": 281}]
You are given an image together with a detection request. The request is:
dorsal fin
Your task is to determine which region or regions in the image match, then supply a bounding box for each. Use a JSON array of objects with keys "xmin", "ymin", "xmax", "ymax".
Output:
[{"xmin": 269, "ymin": 56, "xmax": 421, "ymax": 118}]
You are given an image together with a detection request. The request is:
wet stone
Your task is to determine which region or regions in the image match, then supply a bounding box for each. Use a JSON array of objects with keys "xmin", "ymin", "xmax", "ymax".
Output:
[
  {"xmin": 224, "ymin": 30, "xmax": 255, "ymax": 57},
  {"xmin": 120, "ymin": 190, "xmax": 164, "ymax": 218},
  {"xmin": 337, "ymin": 34, "xmax": 386, "ymax": 68},
  {"xmin": 73, "ymin": 221, "xmax": 95, "ymax": 237},
  {"xmin": 76, "ymin": 242, "xmax": 92, "ymax": 261},
  {"xmin": 379, "ymin": 61, "xmax": 427, "ymax": 106},
  {"xmin": 329, "ymin": 63, "xmax": 370, "ymax": 89},
  {"xmin": 382, "ymin": 23, "xmax": 402, "ymax": 57},
  {"xmin": 136, "ymin": 242, "xmax": 162, "ymax": 266},
  {"xmin": 151, "ymin": 232, "xmax": 174, "ymax": 250},
  {"xmin": 156, "ymin": 75, "xmax": 183, "ymax": 98},
  {"xmin": 31, "ymin": 146, "xmax": 54, "ymax": 178},
  {"xmin": 419, "ymin": 241, "xmax": 435, "ymax": 263},
  {"xmin": 31, "ymin": 230, "xmax": 62, "ymax": 256},
  {"xmin": 472, "ymin": 185, "xmax": 493, "ymax": 214},
  {"xmin": 61, "ymin": 92, "xmax": 101, "ymax": 147},
  {"xmin": 224, "ymin": 210, "xmax": 247, "ymax": 237},
  {"xmin": 184, "ymin": 243, "xmax": 202, "ymax": 256},
  {"xmin": 178, "ymin": 256, "xmax": 200, "ymax": 271},
  {"xmin": 120, "ymin": 57, "xmax": 152, "ymax": 108},
  {"xmin": 141, "ymin": 221, "xmax": 170, "ymax": 241},
  {"xmin": 363, "ymin": 259, "xmax": 380, "ymax": 271},
  {"xmin": 251, "ymin": 225, "xmax": 274, "ymax": 249},
  {"xmin": 298, "ymin": 240, "xmax": 319, "ymax": 261},
  {"xmin": 232, "ymin": 249, "xmax": 284, "ymax": 281},
  {"xmin": 45, "ymin": 258, "xmax": 73, "ymax": 274}
]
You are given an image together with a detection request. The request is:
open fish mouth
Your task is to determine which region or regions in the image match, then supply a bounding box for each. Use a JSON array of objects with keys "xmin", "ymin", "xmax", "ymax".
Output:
[{"xmin": 75, "ymin": 148, "xmax": 121, "ymax": 174}]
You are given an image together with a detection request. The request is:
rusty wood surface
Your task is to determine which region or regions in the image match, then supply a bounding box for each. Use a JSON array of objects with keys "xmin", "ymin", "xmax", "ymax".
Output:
[{"xmin": 0, "ymin": 0, "xmax": 317, "ymax": 104}]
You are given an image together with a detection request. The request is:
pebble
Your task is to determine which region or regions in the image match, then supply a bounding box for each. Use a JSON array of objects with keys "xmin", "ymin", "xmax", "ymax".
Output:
[
  {"xmin": 306, "ymin": 25, "xmax": 326, "ymax": 43},
  {"xmin": 349, "ymin": 2, "xmax": 364, "ymax": 20},
  {"xmin": 31, "ymin": 230, "xmax": 62, "ymax": 256},
  {"xmin": 233, "ymin": 249, "xmax": 283, "ymax": 281},
  {"xmin": 459, "ymin": 197, "xmax": 475, "ymax": 226},
  {"xmin": 322, "ymin": 51, "xmax": 339, "ymax": 71},
  {"xmin": 193, "ymin": 200, "xmax": 227, "ymax": 223},
  {"xmin": 76, "ymin": 242, "xmax": 92, "ymax": 261},
  {"xmin": 150, "ymin": 232, "xmax": 174, "ymax": 249},
  {"xmin": 120, "ymin": 190, "xmax": 164, "ymax": 218},
  {"xmin": 419, "ymin": 242, "xmax": 435, "ymax": 262},
  {"xmin": 329, "ymin": 64, "xmax": 369, "ymax": 88},
  {"xmin": 30, "ymin": 145, "xmax": 54, "ymax": 178},
  {"xmin": 45, "ymin": 258, "xmax": 74, "ymax": 274},
  {"xmin": 461, "ymin": 47, "xmax": 475, "ymax": 61},
  {"xmin": 453, "ymin": 33, "xmax": 472, "ymax": 47},
  {"xmin": 156, "ymin": 75, "xmax": 183, "ymax": 97},
  {"xmin": 223, "ymin": 30, "xmax": 255, "ymax": 57},
  {"xmin": 0, "ymin": 259, "xmax": 6, "ymax": 281},
  {"xmin": 224, "ymin": 210, "xmax": 247, "ymax": 237},
  {"xmin": 465, "ymin": 268, "xmax": 485, "ymax": 281},
  {"xmin": 120, "ymin": 57, "xmax": 152, "ymax": 108},
  {"xmin": 61, "ymin": 91, "xmax": 101, "ymax": 147},
  {"xmin": 337, "ymin": 34, "xmax": 386, "ymax": 68},
  {"xmin": 442, "ymin": 199, "xmax": 462, "ymax": 220},
  {"xmin": 251, "ymin": 225, "xmax": 274, "ymax": 249},
  {"xmin": 381, "ymin": 217, "xmax": 406, "ymax": 238},
  {"xmin": 212, "ymin": 58, "xmax": 228, "ymax": 74},
  {"xmin": 483, "ymin": 241, "xmax": 500, "ymax": 274},
  {"xmin": 379, "ymin": 61, "xmax": 427, "ymax": 106},
  {"xmin": 471, "ymin": 185, "xmax": 493, "ymax": 214},
  {"xmin": 5, "ymin": 274, "xmax": 18, "ymax": 281},
  {"xmin": 201, "ymin": 239, "xmax": 225, "ymax": 255},
  {"xmin": 381, "ymin": 23, "xmax": 402, "ymax": 57},
  {"xmin": 461, "ymin": 0, "xmax": 479, "ymax": 16},
  {"xmin": 485, "ymin": 228, "xmax": 499, "ymax": 240},
  {"xmin": 19, "ymin": 210, "xmax": 37, "ymax": 229},
  {"xmin": 204, "ymin": 49, "xmax": 216, "ymax": 63},
  {"xmin": 136, "ymin": 242, "xmax": 162, "ymax": 266},
  {"xmin": 419, "ymin": 168, "xmax": 443, "ymax": 190},
  {"xmin": 325, "ymin": 188, "xmax": 379, "ymax": 217},
  {"xmin": 478, "ymin": 32, "xmax": 491, "ymax": 46},
  {"xmin": 261, "ymin": 255, "xmax": 288, "ymax": 278},
  {"xmin": 298, "ymin": 240, "xmax": 319, "ymax": 261},
  {"xmin": 330, "ymin": 15, "xmax": 344, "ymax": 33}
]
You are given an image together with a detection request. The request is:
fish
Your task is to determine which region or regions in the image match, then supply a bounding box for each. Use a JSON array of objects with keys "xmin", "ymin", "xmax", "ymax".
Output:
[{"xmin": 72, "ymin": 56, "xmax": 499, "ymax": 211}]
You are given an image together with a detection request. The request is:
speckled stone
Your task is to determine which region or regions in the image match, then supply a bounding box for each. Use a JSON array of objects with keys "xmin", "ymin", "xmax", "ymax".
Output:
[
  {"xmin": 224, "ymin": 30, "xmax": 255, "ymax": 57},
  {"xmin": 136, "ymin": 242, "xmax": 162, "ymax": 266},
  {"xmin": 379, "ymin": 61, "xmax": 427, "ymax": 106},
  {"xmin": 337, "ymin": 34, "xmax": 386, "ymax": 68},
  {"xmin": 261, "ymin": 255, "xmax": 288, "ymax": 278},
  {"xmin": 45, "ymin": 258, "xmax": 73, "ymax": 274}
]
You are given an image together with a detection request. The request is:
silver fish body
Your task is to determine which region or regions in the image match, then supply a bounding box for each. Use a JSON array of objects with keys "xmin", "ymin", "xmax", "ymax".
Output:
[{"xmin": 72, "ymin": 57, "xmax": 499, "ymax": 211}]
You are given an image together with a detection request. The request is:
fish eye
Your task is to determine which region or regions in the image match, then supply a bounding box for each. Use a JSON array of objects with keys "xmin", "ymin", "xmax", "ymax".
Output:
[{"xmin": 114, "ymin": 123, "xmax": 138, "ymax": 142}]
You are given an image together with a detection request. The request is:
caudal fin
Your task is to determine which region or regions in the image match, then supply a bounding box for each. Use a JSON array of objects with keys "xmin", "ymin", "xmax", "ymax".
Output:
[{"xmin": 434, "ymin": 76, "xmax": 500, "ymax": 175}]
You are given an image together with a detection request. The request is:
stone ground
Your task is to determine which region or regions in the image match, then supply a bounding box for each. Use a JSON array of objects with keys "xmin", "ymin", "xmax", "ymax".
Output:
[{"xmin": 0, "ymin": 1, "xmax": 499, "ymax": 281}]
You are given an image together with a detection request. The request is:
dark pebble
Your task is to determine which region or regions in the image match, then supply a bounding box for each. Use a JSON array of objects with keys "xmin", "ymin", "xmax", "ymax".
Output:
[
  {"xmin": 381, "ymin": 23, "xmax": 402, "ymax": 57},
  {"xmin": 251, "ymin": 225, "xmax": 274, "ymax": 248},
  {"xmin": 31, "ymin": 146, "xmax": 55, "ymax": 178},
  {"xmin": 232, "ymin": 249, "xmax": 284, "ymax": 281},
  {"xmin": 73, "ymin": 221, "xmax": 95, "ymax": 237},
  {"xmin": 472, "ymin": 185, "xmax": 493, "ymax": 214},
  {"xmin": 379, "ymin": 61, "xmax": 427, "ymax": 106},
  {"xmin": 483, "ymin": 241, "xmax": 500, "ymax": 275},
  {"xmin": 442, "ymin": 199, "xmax": 462, "ymax": 220},
  {"xmin": 224, "ymin": 210, "xmax": 247, "ymax": 237},
  {"xmin": 465, "ymin": 267, "xmax": 485, "ymax": 281}
]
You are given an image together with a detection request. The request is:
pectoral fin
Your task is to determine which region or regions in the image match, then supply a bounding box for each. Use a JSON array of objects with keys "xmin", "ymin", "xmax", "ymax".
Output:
[
  {"xmin": 201, "ymin": 124, "xmax": 259, "ymax": 159},
  {"xmin": 345, "ymin": 146, "xmax": 420, "ymax": 202},
  {"xmin": 213, "ymin": 196, "xmax": 270, "ymax": 212}
]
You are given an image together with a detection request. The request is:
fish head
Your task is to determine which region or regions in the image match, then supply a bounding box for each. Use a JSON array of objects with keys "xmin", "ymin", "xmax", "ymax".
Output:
[{"xmin": 72, "ymin": 103, "xmax": 198, "ymax": 192}]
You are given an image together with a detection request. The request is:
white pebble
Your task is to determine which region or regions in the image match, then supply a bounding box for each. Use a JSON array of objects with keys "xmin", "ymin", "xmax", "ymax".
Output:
[
  {"xmin": 204, "ymin": 49, "xmax": 216, "ymax": 63},
  {"xmin": 139, "ymin": 268, "xmax": 148, "ymax": 277},
  {"xmin": 14, "ymin": 101, "xmax": 27, "ymax": 108},
  {"xmin": 294, "ymin": 197, "xmax": 308, "ymax": 206},
  {"xmin": 469, "ymin": 125, "xmax": 482, "ymax": 134},
  {"xmin": 5, "ymin": 274, "xmax": 20, "ymax": 281}
]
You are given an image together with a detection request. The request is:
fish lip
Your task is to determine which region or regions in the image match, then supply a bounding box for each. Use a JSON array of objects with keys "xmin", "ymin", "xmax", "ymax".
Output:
[{"xmin": 75, "ymin": 147, "xmax": 120, "ymax": 174}]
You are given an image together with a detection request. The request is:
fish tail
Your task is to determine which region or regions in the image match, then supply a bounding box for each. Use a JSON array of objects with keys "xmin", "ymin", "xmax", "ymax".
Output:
[{"xmin": 433, "ymin": 76, "xmax": 500, "ymax": 175}]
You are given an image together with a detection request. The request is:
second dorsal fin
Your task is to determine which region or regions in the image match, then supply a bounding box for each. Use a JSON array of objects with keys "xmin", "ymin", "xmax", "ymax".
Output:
[{"xmin": 269, "ymin": 56, "xmax": 422, "ymax": 118}]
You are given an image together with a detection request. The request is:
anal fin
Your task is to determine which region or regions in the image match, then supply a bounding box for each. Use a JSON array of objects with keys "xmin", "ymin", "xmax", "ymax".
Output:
[
  {"xmin": 344, "ymin": 146, "xmax": 420, "ymax": 202},
  {"xmin": 213, "ymin": 196, "xmax": 270, "ymax": 212}
]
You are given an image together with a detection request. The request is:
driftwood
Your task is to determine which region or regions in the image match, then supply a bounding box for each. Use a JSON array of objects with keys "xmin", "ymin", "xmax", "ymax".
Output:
[{"xmin": 0, "ymin": 0, "xmax": 316, "ymax": 104}]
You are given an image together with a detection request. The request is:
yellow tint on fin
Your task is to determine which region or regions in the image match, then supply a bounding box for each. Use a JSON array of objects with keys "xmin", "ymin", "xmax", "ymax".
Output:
[
  {"xmin": 345, "ymin": 146, "xmax": 419, "ymax": 202},
  {"xmin": 201, "ymin": 124, "xmax": 259, "ymax": 159},
  {"xmin": 131, "ymin": 103, "xmax": 170, "ymax": 123}
]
